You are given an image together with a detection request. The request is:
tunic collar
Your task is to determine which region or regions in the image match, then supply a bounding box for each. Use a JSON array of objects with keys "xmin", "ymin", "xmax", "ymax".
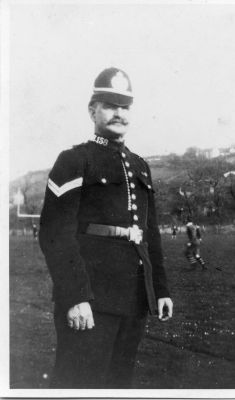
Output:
[{"xmin": 93, "ymin": 135, "xmax": 125, "ymax": 152}]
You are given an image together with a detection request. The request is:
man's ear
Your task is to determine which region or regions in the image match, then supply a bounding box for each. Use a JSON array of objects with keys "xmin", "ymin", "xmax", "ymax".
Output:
[{"xmin": 88, "ymin": 104, "xmax": 96, "ymax": 122}]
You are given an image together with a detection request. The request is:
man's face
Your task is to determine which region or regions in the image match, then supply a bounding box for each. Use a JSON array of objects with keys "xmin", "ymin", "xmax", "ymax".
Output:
[{"xmin": 89, "ymin": 102, "xmax": 131, "ymax": 140}]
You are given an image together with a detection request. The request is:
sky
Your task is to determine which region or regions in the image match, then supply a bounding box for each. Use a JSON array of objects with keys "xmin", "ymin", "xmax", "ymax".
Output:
[{"xmin": 4, "ymin": 1, "xmax": 235, "ymax": 180}]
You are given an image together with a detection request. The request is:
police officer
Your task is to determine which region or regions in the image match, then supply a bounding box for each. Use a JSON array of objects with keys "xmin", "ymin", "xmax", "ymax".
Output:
[{"xmin": 39, "ymin": 67, "xmax": 173, "ymax": 388}]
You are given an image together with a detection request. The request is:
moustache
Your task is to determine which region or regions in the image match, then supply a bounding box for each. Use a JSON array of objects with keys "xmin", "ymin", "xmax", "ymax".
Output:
[{"xmin": 108, "ymin": 118, "xmax": 128, "ymax": 126}]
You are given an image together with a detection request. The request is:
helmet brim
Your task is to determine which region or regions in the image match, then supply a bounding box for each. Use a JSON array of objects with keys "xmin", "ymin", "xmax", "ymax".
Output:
[{"xmin": 89, "ymin": 92, "xmax": 133, "ymax": 107}]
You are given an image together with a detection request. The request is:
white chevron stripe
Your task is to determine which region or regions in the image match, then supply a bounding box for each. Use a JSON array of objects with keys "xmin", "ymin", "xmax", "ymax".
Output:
[{"xmin": 48, "ymin": 177, "xmax": 83, "ymax": 197}]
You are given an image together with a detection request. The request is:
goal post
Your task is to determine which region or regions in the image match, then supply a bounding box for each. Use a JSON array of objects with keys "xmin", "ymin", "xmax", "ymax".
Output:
[{"xmin": 13, "ymin": 188, "xmax": 40, "ymax": 219}]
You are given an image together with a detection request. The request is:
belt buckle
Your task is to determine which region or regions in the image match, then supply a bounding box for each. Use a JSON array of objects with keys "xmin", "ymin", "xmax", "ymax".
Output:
[{"xmin": 128, "ymin": 226, "xmax": 143, "ymax": 244}]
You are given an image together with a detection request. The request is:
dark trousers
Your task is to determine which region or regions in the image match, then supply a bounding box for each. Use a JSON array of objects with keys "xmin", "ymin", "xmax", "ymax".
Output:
[{"xmin": 51, "ymin": 304, "xmax": 147, "ymax": 388}]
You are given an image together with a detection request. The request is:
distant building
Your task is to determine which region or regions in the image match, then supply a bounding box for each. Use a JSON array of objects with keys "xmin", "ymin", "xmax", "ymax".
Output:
[
  {"xmin": 145, "ymin": 156, "xmax": 161, "ymax": 162},
  {"xmin": 201, "ymin": 146, "xmax": 235, "ymax": 160}
]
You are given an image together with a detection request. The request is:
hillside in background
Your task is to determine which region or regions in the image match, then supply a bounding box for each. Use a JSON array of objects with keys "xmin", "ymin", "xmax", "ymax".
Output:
[
  {"xmin": 9, "ymin": 157, "xmax": 185, "ymax": 208},
  {"xmin": 9, "ymin": 148, "xmax": 235, "ymax": 227},
  {"xmin": 10, "ymin": 169, "xmax": 49, "ymax": 200}
]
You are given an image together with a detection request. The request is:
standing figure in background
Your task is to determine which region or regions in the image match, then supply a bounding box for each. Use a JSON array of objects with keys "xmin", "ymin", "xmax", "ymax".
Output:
[
  {"xmin": 171, "ymin": 225, "xmax": 177, "ymax": 239},
  {"xmin": 32, "ymin": 223, "xmax": 38, "ymax": 240},
  {"xmin": 184, "ymin": 216, "xmax": 206, "ymax": 269}
]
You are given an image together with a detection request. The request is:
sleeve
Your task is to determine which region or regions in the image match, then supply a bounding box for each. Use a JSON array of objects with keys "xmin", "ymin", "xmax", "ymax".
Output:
[
  {"xmin": 146, "ymin": 163, "xmax": 170, "ymax": 299},
  {"xmin": 39, "ymin": 148, "xmax": 94, "ymax": 311}
]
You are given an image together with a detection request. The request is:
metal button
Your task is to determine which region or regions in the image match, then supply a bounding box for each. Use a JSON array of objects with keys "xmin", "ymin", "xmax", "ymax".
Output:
[
  {"xmin": 121, "ymin": 152, "xmax": 126, "ymax": 158},
  {"xmin": 131, "ymin": 194, "xmax": 136, "ymax": 200},
  {"xmin": 139, "ymin": 259, "xmax": 143, "ymax": 265},
  {"xmin": 130, "ymin": 182, "xmax": 135, "ymax": 189},
  {"xmin": 125, "ymin": 161, "xmax": 130, "ymax": 168},
  {"xmin": 132, "ymin": 204, "xmax": 137, "ymax": 210},
  {"xmin": 142, "ymin": 172, "xmax": 148, "ymax": 177},
  {"xmin": 101, "ymin": 178, "xmax": 107, "ymax": 184},
  {"xmin": 128, "ymin": 171, "xmax": 133, "ymax": 178},
  {"xmin": 133, "ymin": 215, "xmax": 139, "ymax": 221},
  {"xmin": 147, "ymin": 184, "xmax": 152, "ymax": 189}
]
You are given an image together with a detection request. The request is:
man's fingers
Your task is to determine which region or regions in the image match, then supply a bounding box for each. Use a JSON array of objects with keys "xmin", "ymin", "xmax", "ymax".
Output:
[
  {"xmin": 86, "ymin": 319, "xmax": 93, "ymax": 329},
  {"xmin": 79, "ymin": 315, "xmax": 86, "ymax": 330},
  {"xmin": 158, "ymin": 299, "xmax": 164, "ymax": 319},
  {"xmin": 168, "ymin": 304, "xmax": 173, "ymax": 318},
  {"xmin": 86, "ymin": 315, "xmax": 95, "ymax": 329},
  {"xmin": 67, "ymin": 306, "xmax": 80, "ymax": 327},
  {"xmin": 67, "ymin": 303, "xmax": 95, "ymax": 330},
  {"xmin": 81, "ymin": 314, "xmax": 95, "ymax": 330},
  {"xmin": 166, "ymin": 298, "xmax": 173, "ymax": 318},
  {"xmin": 73, "ymin": 317, "xmax": 80, "ymax": 330},
  {"xmin": 68, "ymin": 319, "xmax": 74, "ymax": 328},
  {"xmin": 68, "ymin": 316, "xmax": 95, "ymax": 331}
]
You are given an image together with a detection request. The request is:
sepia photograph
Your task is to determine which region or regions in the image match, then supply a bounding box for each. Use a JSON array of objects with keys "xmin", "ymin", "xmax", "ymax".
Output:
[{"xmin": 1, "ymin": 0, "xmax": 235, "ymax": 397}]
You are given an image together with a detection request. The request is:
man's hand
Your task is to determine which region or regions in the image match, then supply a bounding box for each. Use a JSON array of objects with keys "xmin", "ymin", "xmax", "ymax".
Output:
[
  {"xmin": 158, "ymin": 297, "xmax": 173, "ymax": 322},
  {"xmin": 67, "ymin": 302, "xmax": 95, "ymax": 331}
]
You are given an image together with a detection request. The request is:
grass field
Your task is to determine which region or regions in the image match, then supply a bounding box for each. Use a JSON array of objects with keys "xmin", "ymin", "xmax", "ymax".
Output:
[{"xmin": 10, "ymin": 232, "xmax": 235, "ymax": 389}]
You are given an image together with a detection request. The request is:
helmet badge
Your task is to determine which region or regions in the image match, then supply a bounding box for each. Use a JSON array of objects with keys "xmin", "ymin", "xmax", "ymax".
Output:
[{"xmin": 111, "ymin": 71, "xmax": 129, "ymax": 92}]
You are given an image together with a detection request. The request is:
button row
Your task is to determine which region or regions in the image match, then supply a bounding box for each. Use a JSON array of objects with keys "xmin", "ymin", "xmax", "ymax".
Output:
[{"xmin": 121, "ymin": 151, "xmax": 139, "ymax": 225}]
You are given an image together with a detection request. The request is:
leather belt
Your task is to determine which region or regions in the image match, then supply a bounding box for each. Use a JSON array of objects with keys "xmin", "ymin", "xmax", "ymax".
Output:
[{"xmin": 86, "ymin": 223, "xmax": 143, "ymax": 245}]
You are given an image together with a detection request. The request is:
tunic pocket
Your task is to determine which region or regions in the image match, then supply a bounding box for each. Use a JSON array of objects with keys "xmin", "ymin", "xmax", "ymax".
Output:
[
  {"xmin": 84, "ymin": 167, "xmax": 125, "ymax": 187},
  {"xmin": 137, "ymin": 173, "xmax": 155, "ymax": 193}
]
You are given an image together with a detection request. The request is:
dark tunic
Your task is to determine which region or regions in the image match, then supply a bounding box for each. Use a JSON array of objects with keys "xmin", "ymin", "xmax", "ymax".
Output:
[{"xmin": 39, "ymin": 138, "xmax": 170, "ymax": 317}]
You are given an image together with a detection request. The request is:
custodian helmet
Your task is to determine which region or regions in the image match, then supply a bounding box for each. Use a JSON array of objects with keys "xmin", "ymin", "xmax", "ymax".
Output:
[{"xmin": 89, "ymin": 67, "xmax": 133, "ymax": 107}]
